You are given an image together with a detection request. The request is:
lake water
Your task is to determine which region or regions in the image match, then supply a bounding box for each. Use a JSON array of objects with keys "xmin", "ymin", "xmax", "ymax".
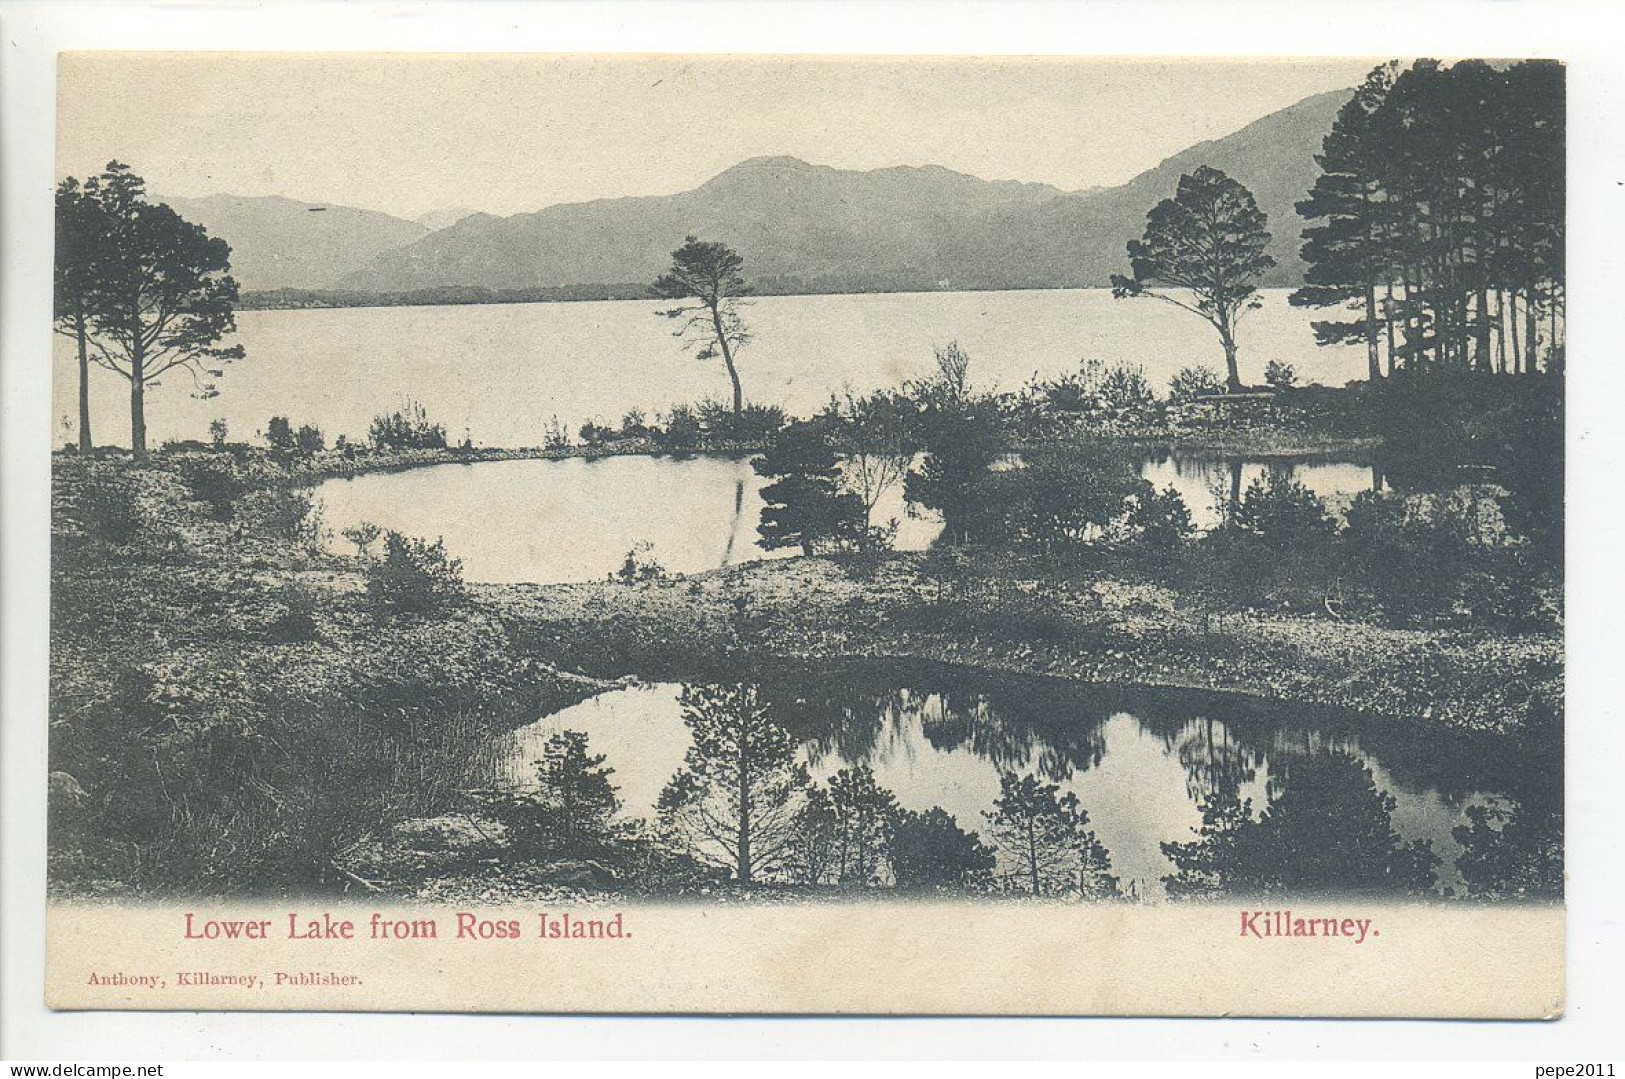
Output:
[
  {"xmin": 315, "ymin": 452, "xmax": 1381, "ymax": 583},
  {"xmin": 490, "ymin": 664, "xmax": 1554, "ymax": 900},
  {"xmin": 56, "ymin": 289, "xmax": 1367, "ymax": 449}
]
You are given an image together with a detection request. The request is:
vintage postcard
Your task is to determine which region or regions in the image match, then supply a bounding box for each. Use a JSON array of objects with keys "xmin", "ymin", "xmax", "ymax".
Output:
[{"xmin": 45, "ymin": 53, "xmax": 1563, "ymax": 1016}]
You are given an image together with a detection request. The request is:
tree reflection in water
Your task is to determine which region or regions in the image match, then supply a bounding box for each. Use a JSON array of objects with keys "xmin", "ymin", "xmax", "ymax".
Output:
[
  {"xmin": 1161, "ymin": 750, "xmax": 1440, "ymax": 898},
  {"xmin": 510, "ymin": 662, "xmax": 1558, "ymax": 900}
]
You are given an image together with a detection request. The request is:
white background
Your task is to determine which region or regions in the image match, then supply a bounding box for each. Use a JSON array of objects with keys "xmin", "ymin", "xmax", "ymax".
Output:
[{"xmin": 3, "ymin": 0, "xmax": 1622, "ymax": 1062}]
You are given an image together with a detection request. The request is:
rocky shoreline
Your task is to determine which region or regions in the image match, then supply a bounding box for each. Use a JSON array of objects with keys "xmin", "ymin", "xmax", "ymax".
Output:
[{"xmin": 480, "ymin": 554, "xmax": 1562, "ymax": 742}]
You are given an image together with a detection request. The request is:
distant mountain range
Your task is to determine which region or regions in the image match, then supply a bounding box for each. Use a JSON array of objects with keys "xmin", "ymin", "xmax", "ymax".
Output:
[
  {"xmin": 170, "ymin": 88, "xmax": 1350, "ymax": 301},
  {"xmin": 157, "ymin": 195, "xmax": 431, "ymax": 291}
]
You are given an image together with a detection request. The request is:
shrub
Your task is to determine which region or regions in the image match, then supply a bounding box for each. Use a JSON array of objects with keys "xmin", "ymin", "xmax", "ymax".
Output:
[
  {"xmin": 239, "ymin": 487, "xmax": 324, "ymax": 548},
  {"xmin": 341, "ymin": 521, "xmax": 383, "ymax": 557},
  {"xmin": 577, "ymin": 420, "xmax": 615, "ymax": 447},
  {"xmin": 1342, "ymin": 490, "xmax": 1471, "ymax": 619},
  {"xmin": 542, "ymin": 415, "xmax": 572, "ymax": 451},
  {"xmin": 1228, "ymin": 473, "xmax": 1334, "ymax": 544},
  {"xmin": 1264, "ymin": 360, "xmax": 1298, "ymax": 390},
  {"xmin": 1036, "ymin": 359, "xmax": 1160, "ymax": 421},
  {"xmin": 619, "ymin": 407, "xmax": 651, "ymax": 440},
  {"xmin": 658, "ymin": 404, "xmax": 703, "ymax": 453},
  {"xmin": 268, "ymin": 582, "xmax": 320, "ymax": 642},
  {"xmin": 208, "ymin": 419, "xmax": 229, "ymax": 447},
  {"xmin": 365, "ymin": 531, "xmax": 465, "ymax": 616},
  {"xmin": 266, "ymin": 415, "xmax": 294, "ymax": 451},
  {"xmin": 1124, "ymin": 482, "xmax": 1195, "ymax": 550},
  {"xmin": 1099, "ymin": 363, "xmax": 1158, "ymax": 413},
  {"xmin": 1460, "ymin": 550, "xmax": 1553, "ymax": 632},
  {"xmin": 966, "ymin": 443, "xmax": 1143, "ymax": 553},
  {"xmin": 696, "ymin": 399, "xmax": 786, "ymax": 444},
  {"xmin": 75, "ymin": 471, "xmax": 143, "ymax": 545},
  {"xmin": 889, "ymin": 806, "xmax": 995, "ymax": 890},
  {"xmin": 177, "ymin": 456, "xmax": 247, "ymax": 521},
  {"xmin": 614, "ymin": 541, "xmax": 668, "ymax": 583},
  {"xmin": 295, "ymin": 423, "xmax": 325, "ymax": 453},
  {"xmin": 368, "ymin": 399, "xmax": 447, "ymax": 451},
  {"xmin": 1168, "ymin": 365, "xmax": 1226, "ymax": 404}
]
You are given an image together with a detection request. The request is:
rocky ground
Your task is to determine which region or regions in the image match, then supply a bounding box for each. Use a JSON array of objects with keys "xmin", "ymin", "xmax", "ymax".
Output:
[{"xmin": 479, "ymin": 553, "xmax": 1562, "ymax": 739}]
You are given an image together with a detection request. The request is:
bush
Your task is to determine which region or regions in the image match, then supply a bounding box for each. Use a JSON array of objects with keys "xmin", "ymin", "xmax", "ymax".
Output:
[
  {"xmin": 368, "ymin": 399, "xmax": 447, "ymax": 451},
  {"xmin": 889, "ymin": 806, "xmax": 995, "ymax": 890},
  {"xmin": 1123, "ymin": 482, "xmax": 1195, "ymax": 550},
  {"xmin": 618, "ymin": 407, "xmax": 651, "ymax": 440},
  {"xmin": 1099, "ymin": 363, "xmax": 1158, "ymax": 413},
  {"xmin": 208, "ymin": 419, "xmax": 229, "ymax": 447},
  {"xmin": 266, "ymin": 415, "xmax": 294, "ymax": 451},
  {"xmin": 1034, "ymin": 359, "xmax": 1160, "ymax": 422},
  {"xmin": 295, "ymin": 424, "xmax": 325, "ymax": 453},
  {"xmin": 75, "ymin": 471, "xmax": 144, "ymax": 545},
  {"xmin": 1460, "ymin": 550, "xmax": 1553, "ymax": 631},
  {"xmin": 341, "ymin": 521, "xmax": 383, "ymax": 557},
  {"xmin": 614, "ymin": 541, "xmax": 668, "ymax": 583},
  {"xmin": 1168, "ymin": 365, "xmax": 1226, "ymax": 404},
  {"xmin": 696, "ymin": 399, "xmax": 786, "ymax": 444},
  {"xmin": 542, "ymin": 415, "xmax": 572, "ymax": 451},
  {"xmin": 177, "ymin": 456, "xmax": 247, "ymax": 520},
  {"xmin": 1264, "ymin": 360, "xmax": 1298, "ymax": 390},
  {"xmin": 1228, "ymin": 473, "xmax": 1335, "ymax": 545},
  {"xmin": 365, "ymin": 531, "xmax": 465, "ymax": 616},
  {"xmin": 658, "ymin": 404, "xmax": 703, "ymax": 453},
  {"xmin": 268, "ymin": 582, "xmax": 320, "ymax": 642},
  {"xmin": 1343, "ymin": 488, "xmax": 1550, "ymax": 626},
  {"xmin": 966, "ymin": 443, "xmax": 1144, "ymax": 553},
  {"xmin": 577, "ymin": 420, "xmax": 615, "ymax": 447},
  {"xmin": 239, "ymin": 487, "xmax": 324, "ymax": 548}
]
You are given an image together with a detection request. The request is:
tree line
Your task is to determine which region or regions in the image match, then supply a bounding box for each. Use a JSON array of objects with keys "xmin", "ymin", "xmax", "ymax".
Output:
[{"xmin": 1292, "ymin": 59, "xmax": 1565, "ymax": 379}]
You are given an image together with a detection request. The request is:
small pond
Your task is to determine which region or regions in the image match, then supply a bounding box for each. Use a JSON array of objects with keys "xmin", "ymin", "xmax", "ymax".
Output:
[
  {"xmin": 490, "ymin": 662, "xmax": 1557, "ymax": 900},
  {"xmin": 316, "ymin": 452, "xmax": 1383, "ymax": 583}
]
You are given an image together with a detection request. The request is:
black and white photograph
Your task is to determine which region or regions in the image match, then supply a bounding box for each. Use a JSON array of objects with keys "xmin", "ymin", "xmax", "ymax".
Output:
[{"xmin": 22, "ymin": 46, "xmax": 1574, "ymax": 1018}]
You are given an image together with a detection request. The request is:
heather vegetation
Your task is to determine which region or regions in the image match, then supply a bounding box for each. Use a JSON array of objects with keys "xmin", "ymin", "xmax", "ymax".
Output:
[{"xmin": 48, "ymin": 58, "xmax": 1563, "ymax": 903}]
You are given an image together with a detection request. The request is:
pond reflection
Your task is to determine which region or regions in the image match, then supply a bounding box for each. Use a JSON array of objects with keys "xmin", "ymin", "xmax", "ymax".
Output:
[
  {"xmin": 493, "ymin": 663, "xmax": 1558, "ymax": 900},
  {"xmin": 316, "ymin": 452, "xmax": 1382, "ymax": 583}
]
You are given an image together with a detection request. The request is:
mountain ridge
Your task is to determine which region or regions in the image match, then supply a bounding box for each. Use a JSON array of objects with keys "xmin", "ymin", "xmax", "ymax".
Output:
[{"xmin": 187, "ymin": 87, "xmax": 1353, "ymax": 299}]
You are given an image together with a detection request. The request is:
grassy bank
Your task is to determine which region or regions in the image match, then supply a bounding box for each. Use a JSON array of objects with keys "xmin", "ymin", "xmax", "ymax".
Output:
[{"xmin": 48, "ymin": 455, "xmax": 608, "ymax": 897}]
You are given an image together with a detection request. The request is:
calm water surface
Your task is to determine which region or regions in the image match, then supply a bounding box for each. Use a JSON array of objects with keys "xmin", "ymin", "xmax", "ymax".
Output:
[
  {"xmin": 490, "ymin": 665, "xmax": 1553, "ymax": 900},
  {"xmin": 57, "ymin": 289, "xmax": 1367, "ymax": 448},
  {"xmin": 315, "ymin": 452, "xmax": 1380, "ymax": 582}
]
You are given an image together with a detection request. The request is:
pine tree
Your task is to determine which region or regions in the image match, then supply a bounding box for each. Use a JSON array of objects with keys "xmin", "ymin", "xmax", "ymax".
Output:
[
  {"xmin": 1291, "ymin": 63, "xmax": 1400, "ymax": 381},
  {"xmin": 652, "ymin": 236, "xmax": 751, "ymax": 415},
  {"xmin": 984, "ymin": 773, "xmax": 1118, "ymax": 898},
  {"xmin": 73, "ymin": 161, "xmax": 244, "ymax": 461},
  {"xmin": 752, "ymin": 419, "xmax": 865, "ymax": 555},
  {"xmin": 657, "ymin": 684, "xmax": 808, "ymax": 884},
  {"xmin": 506, "ymin": 730, "xmax": 622, "ymax": 857},
  {"xmin": 1112, "ymin": 166, "xmax": 1275, "ymax": 392}
]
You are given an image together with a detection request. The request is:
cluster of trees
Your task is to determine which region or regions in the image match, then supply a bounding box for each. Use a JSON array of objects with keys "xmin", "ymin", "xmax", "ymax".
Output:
[
  {"xmin": 55, "ymin": 162, "xmax": 243, "ymax": 459},
  {"xmin": 1161, "ymin": 752, "xmax": 1441, "ymax": 898},
  {"xmin": 265, "ymin": 415, "xmax": 326, "ymax": 454},
  {"xmin": 504, "ymin": 687, "xmax": 1120, "ymax": 896},
  {"xmin": 747, "ymin": 343, "xmax": 1023, "ymax": 555},
  {"xmin": 1293, "ymin": 60, "xmax": 1564, "ymax": 378},
  {"xmin": 486, "ymin": 685, "xmax": 1561, "ymax": 900},
  {"xmin": 570, "ymin": 400, "xmax": 788, "ymax": 453},
  {"xmin": 367, "ymin": 399, "xmax": 449, "ymax": 451}
]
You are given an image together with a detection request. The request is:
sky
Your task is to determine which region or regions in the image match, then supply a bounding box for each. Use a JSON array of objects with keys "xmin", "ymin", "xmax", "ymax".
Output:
[{"xmin": 57, "ymin": 53, "xmax": 1375, "ymax": 222}]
